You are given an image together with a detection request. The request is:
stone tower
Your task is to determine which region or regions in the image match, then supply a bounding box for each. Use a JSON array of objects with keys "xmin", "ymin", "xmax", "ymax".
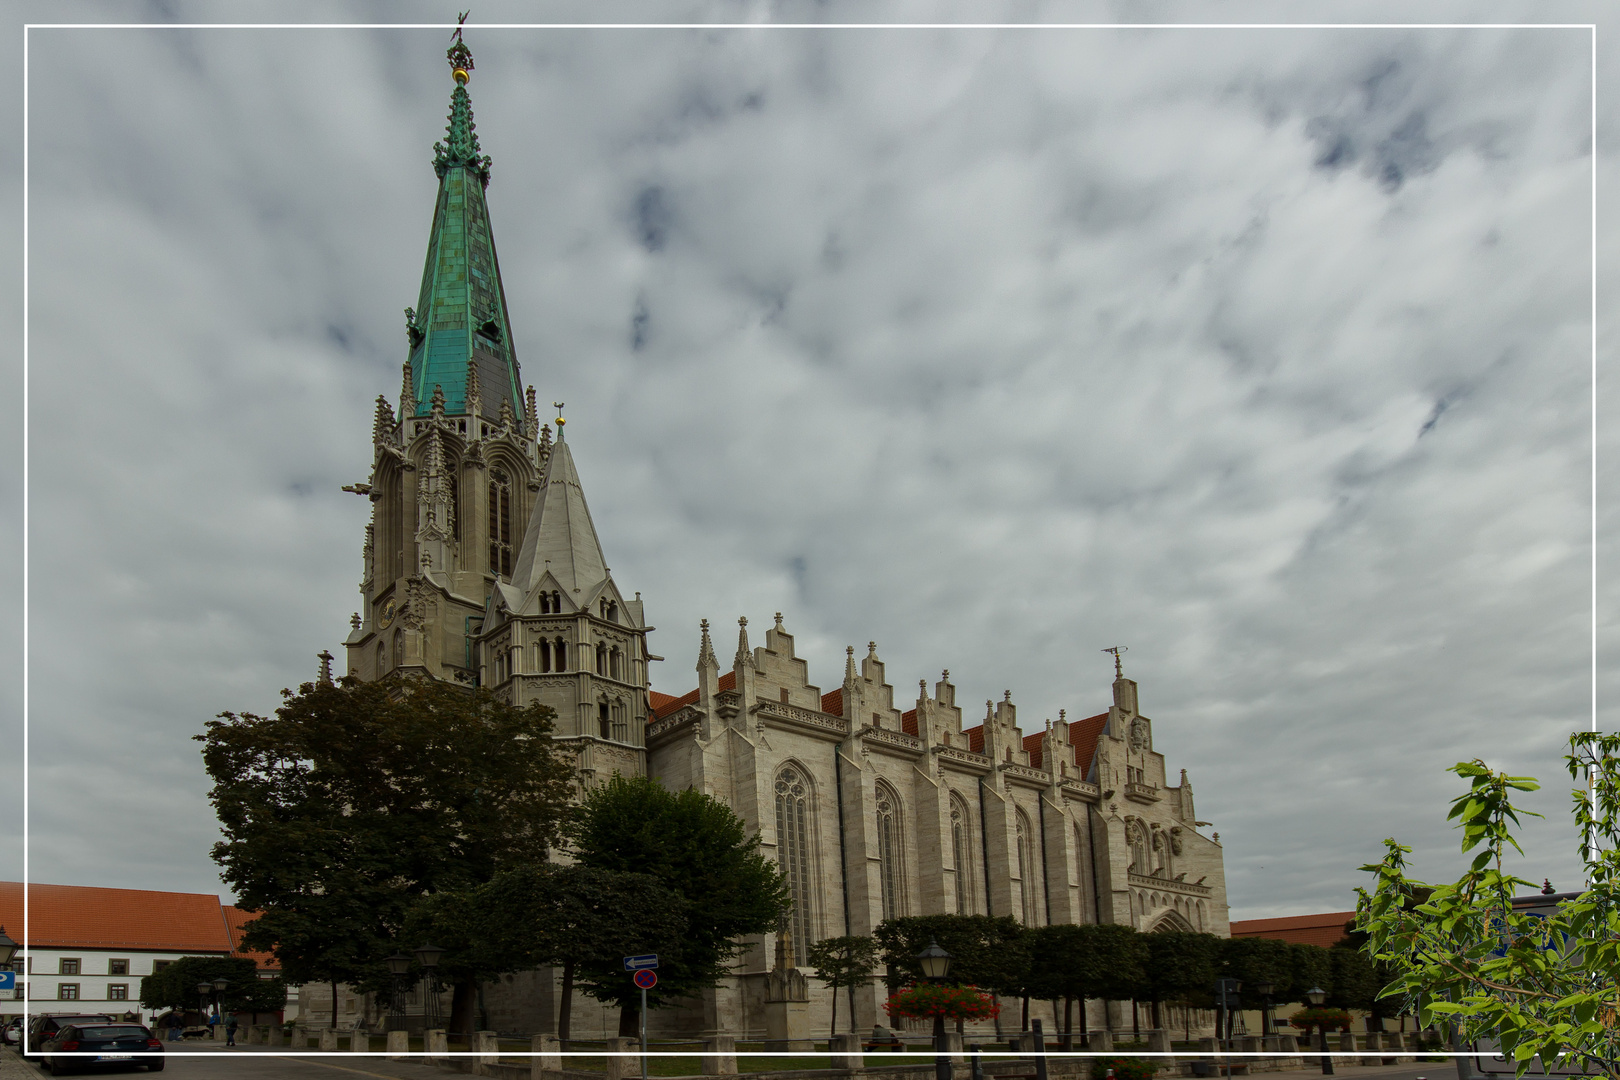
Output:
[{"xmin": 342, "ymin": 36, "xmax": 651, "ymax": 780}]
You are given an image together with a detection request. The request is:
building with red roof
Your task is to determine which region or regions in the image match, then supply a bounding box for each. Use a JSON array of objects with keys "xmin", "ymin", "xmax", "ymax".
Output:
[{"xmin": 1230, "ymin": 911, "xmax": 1358, "ymax": 948}]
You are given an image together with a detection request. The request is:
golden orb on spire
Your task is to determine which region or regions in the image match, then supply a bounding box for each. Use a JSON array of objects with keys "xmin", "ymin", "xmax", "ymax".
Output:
[{"xmin": 453, "ymin": 67, "xmax": 470, "ymax": 85}]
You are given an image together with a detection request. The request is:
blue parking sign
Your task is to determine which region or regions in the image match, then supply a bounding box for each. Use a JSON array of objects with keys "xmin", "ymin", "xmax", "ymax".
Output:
[{"xmin": 0, "ymin": 971, "xmax": 14, "ymax": 991}]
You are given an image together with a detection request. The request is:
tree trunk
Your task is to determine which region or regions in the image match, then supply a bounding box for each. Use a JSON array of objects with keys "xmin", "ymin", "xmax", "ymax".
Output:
[
  {"xmin": 330, "ymin": 980, "xmax": 338, "ymax": 1029},
  {"xmin": 1131, "ymin": 1000, "xmax": 1139, "ymax": 1040},
  {"xmin": 1151, "ymin": 999, "xmax": 1162, "ymax": 1031},
  {"xmin": 1079, "ymin": 998, "xmax": 1089, "ymax": 1044},
  {"xmin": 557, "ymin": 960, "xmax": 575, "ymax": 1047},
  {"xmin": 450, "ymin": 977, "xmax": 478, "ymax": 1038},
  {"xmin": 1021, "ymin": 995, "xmax": 1030, "ymax": 1032},
  {"xmin": 1063, "ymin": 997, "xmax": 1072, "ymax": 1035},
  {"xmin": 619, "ymin": 996, "xmax": 640, "ymax": 1038}
]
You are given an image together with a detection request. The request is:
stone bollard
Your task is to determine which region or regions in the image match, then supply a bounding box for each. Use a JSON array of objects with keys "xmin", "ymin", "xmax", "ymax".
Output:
[
  {"xmin": 1089, "ymin": 1029, "xmax": 1113, "ymax": 1054},
  {"xmin": 319, "ymin": 1029, "xmax": 339, "ymax": 1052},
  {"xmin": 426, "ymin": 1029, "xmax": 449, "ymax": 1064},
  {"xmin": 351, "ymin": 1031, "xmax": 372, "ymax": 1053},
  {"xmin": 943, "ymin": 1031, "xmax": 966, "ymax": 1067},
  {"xmin": 267, "ymin": 1025, "xmax": 284, "ymax": 1048},
  {"xmin": 1147, "ymin": 1029, "xmax": 1177, "ymax": 1069},
  {"xmin": 828, "ymin": 1033, "xmax": 862, "ymax": 1073},
  {"xmin": 291, "ymin": 1025, "xmax": 305, "ymax": 1048},
  {"xmin": 603, "ymin": 1036, "xmax": 639, "ymax": 1080},
  {"xmin": 1278, "ymin": 1034, "xmax": 1299, "ymax": 1054},
  {"xmin": 531, "ymin": 1034, "xmax": 562, "ymax": 1077},
  {"xmin": 387, "ymin": 1030, "xmax": 409, "ymax": 1061},
  {"xmin": 1338, "ymin": 1031, "xmax": 1358, "ymax": 1065},
  {"xmin": 1197, "ymin": 1035, "xmax": 1221, "ymax": 1073},
  {"xmin": 471, "ymin": 1031, "xmax": 500, "ymax": 1076},
  {"xmin": 703, "ymin": 1034, "xmax": 738, "ymax": 1075}
]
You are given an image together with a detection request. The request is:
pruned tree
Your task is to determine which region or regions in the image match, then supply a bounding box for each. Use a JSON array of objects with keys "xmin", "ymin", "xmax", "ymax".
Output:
[
  {"xmin": 806, "ymin": 935, "xmax": 881, "ymax": 1038},
  {"xmin": 139, "ymin": 955, "xmax": 284, "ymax": 1018}
]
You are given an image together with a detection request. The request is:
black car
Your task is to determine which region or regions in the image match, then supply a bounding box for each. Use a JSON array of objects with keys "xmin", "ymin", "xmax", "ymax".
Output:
[
  {"xmin": 41, "ymin": 1022, "xmax": 164, "ymax": 1074},
  {"xmin": 27, "ymin": 1015, "xmax": 114, "ymax": 1054}
]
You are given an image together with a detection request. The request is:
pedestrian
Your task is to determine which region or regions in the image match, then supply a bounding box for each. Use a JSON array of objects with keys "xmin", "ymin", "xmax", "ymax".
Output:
[
  {"xmin": 226, "ymin": 1014, "xmax": 238, "ymax": 1047},
  {"xmin": 168, "ymin": 1015, "xmax": 183, "ymax": 1043}
]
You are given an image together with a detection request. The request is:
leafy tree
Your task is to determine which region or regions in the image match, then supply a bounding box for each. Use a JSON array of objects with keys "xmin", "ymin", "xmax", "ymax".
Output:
[
  {"xmin": 408, "ymin": 863, "xmax": 687, "ymax": 1043},
  {"xmin": 805, "ymin": 935, "xmax": 880, "ymax": 1038},
  {"xmin": 1087, "ymin": 923, "xmax": 1150, "ymax": 1039},
  {"xmin": 569, "ymin": 775, "xmax": 791, "ymax": 1036},
  {"xmin": 1025, "ymin": 925, "xmax": 1099, "ymax": 1034},
  {"xmin": 1142, "ymin": 931, "xmax": 1221, "ymax": 1031},
  {"xmin": 199, "ymin": 676, "xmax": 576, "ymax": 1032},
  {"xmin": 1356, "ymin": 734, "xmax": 1620, "ymax": 1077},
  {"xmin": 1219, "ymin": 935, "xmax": 1292, "ymax": 1005},
  {"xmin": 873, "ymin": 914, "xmax": 1029, "ymax": 997},
  {"xmin": 1283, "ymin": 941, "xmax": 1331, "ymax": 1008},
  {"xmin": 139, "ymin": 955, "xmax": 284, "ymax": 1017}
]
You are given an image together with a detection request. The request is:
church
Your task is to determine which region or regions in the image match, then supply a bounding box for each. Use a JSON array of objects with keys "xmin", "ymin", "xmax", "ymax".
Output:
[{"xmin": 339, "ymin": 36, "xmax": 1230, "ymax": 1039}]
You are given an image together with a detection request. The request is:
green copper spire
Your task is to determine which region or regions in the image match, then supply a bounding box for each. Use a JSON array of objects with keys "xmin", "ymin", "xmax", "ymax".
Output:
[{"xmin": 405, "ymin": 30, "xmax": 521, "ymax": 421}]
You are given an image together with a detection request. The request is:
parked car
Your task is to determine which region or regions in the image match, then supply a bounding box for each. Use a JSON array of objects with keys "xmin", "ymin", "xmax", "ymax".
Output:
[
  {"xmin": 2, "ymin": 1018, "xmax": 22, "ymax": 1045},
  {"xmin": 27, "ymin": 1014, "xmax": 114, "ymax": 1054},
  {"xmin": 41, "ymin": 1022, "xmax": 164, "ymax": 1074}
]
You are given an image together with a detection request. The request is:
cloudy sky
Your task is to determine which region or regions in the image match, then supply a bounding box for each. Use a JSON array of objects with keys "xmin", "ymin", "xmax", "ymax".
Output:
[{"xmin": 4, "ymin": 1, "xmax": 1614, "ymax": 923}]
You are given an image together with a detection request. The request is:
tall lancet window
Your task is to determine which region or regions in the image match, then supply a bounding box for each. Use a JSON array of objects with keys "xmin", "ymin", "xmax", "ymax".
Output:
[
  {"xmin": 774, "ymin": 765, "xmax": 814, "ymax": 965},
  {"xmin": 488, "ymin": 468, "xmax": 513, "ymax": 577},
  {"xmin": 875, "ymin": 782, "xmax": 904, "ymax": 921},
  {"xmin": 1016, "ymin": 809, "xmax": 1036, "ymax": 925},
  {"xmin": 950, "ymin": 795, "xmax": 974, "ymax": 915}
]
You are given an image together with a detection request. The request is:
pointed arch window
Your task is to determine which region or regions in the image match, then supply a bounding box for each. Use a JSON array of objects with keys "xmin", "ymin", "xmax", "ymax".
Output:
[
  {"xmin": 875, "ymin": 782, "xmax": 905, "ymax": 921},
  {"xmin": 1127, "ymin": 820, "xmax": 1149, "ymax": 875},
  {"xmin": 488, "ymin": 469, "xmax": 513, "ymax": 577},
  {"xmin": 1016, "ymin": 809, "xmax": 1037, "ymax": 925},
  {"xmin": 950, "ymin": 795, "xmax": 974, "ymax": 915},
  {"xmin": 553, "ymin": 637, "xmax": 567, "ymax": 671},
  {"xmin": 774, "ymin": 765, "xmax": 814, "ymax": 965}
]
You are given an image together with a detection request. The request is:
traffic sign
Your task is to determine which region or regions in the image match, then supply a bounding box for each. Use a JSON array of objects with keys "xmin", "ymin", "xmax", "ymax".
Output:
[
  {"xmin": 623, "ymin": 954, "xmax": 659, "ymax": 971},
  {"xmin": 0, "ymin": 971, "xmax": 13, "ymax": 991},
  {"xmin": 633, "ymin": 969, "xmax": 658, "ymax": 990}
]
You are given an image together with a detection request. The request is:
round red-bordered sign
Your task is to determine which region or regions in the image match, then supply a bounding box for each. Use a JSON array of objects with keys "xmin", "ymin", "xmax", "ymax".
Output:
[{"xmin": 633, "ymin": 969, "xmax": 658, "ymax": 989}]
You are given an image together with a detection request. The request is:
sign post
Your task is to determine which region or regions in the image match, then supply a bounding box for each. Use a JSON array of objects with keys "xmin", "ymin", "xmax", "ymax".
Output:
[{"xmin": 624, "ymin": 955, "xmax": 659, "ymax": 1080}]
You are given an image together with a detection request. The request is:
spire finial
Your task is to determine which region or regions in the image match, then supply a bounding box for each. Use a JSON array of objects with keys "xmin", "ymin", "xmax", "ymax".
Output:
[
  {"xmin": 552, "ymin": 401, "xmax": 566, "ymax": 435},
  {"xmin": 774, "ymin": 612, "xmax": 784, "ymax": 630},
  {"xmin": 698, "ymin": 619, "xmax": 717, "ymax": 669},
  {"xmin": 845, "ymin": 646, "xmax": 857, "ymax": 682},
  {"xmin": 1103, "ymin": 645, "xmax": 1127, "ymax": 678},
  {"xmin": 448, "ymin": 12, "xmax": 474, "ymax": 84},
  {"xmin": 401, "ymin": 360, "xmax": 416, "ymax": 418},
  {"xmin": 317, "ymin": 650, "xmax": 335, "ymax": 686},
  {"xmin": 735, "ymin": 617, "xmax": 750, "ymax": 667}
]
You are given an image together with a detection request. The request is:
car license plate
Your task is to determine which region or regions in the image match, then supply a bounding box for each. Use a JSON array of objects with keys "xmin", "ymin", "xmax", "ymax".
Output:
[{"xmin": 96, "ymin": 1054, "xmax": 134, "ymax": 1061}]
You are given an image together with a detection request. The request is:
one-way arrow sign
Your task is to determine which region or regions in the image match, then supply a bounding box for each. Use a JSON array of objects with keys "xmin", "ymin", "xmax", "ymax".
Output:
[{"xmin": 622, "ymin": 954, "xmax": 659, "ymax": 971}]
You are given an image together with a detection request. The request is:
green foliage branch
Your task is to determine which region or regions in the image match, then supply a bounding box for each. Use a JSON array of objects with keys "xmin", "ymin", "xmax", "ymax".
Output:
[
  {"xmin": 139, "ymin": 955, "xmax": 284, "ymax": 1015},
  {"xmin": 806, "ymin": 935, "xmax": 881, "ymax": 1038},
  {"xmin": 1355, "ymin": 734, "xmax": 1620, "ymax": 1078}
]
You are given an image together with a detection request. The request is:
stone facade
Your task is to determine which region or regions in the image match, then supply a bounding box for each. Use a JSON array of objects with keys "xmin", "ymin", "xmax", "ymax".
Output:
[{"xmin": 337, "ymin": 44, "xmax": 1230, "ymax": 1041}]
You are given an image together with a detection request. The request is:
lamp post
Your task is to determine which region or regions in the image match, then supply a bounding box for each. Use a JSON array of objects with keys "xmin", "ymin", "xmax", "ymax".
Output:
[
  {"xmin": 384, "ymin": 954, "xmax": 412, "ymax": 1033},
  {"xmin": 212, "ymin": 977, "xmax": 229, "ymax": 1033},
  {"xmin": 197, "ymin": 981, "xmax": 212, "ymax": 1029},
  {"xmin": 916, "ymin": 940, "xmax": 953, "ymax": 1080},
  {"xmin": 0, "ymin": 926, "xmax": 17, "ymax": 966},
  {"xmin": 1306, "ymin": 987, "xmax": 1333, "ymax": 1076},
  {"xmin": 415, "ymin": 943, "xmax": 444, "ymax": 1034}
]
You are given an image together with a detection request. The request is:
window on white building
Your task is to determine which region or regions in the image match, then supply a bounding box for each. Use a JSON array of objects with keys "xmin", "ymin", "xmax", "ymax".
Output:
[{"xmin": 58, "ymin": 984, "xmax": 80, "ymax": 1000}]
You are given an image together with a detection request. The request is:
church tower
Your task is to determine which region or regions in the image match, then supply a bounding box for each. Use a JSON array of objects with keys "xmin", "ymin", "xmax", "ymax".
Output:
[{"xmin": 342, "ymin": 34, "xmax": 652, "ymax": 779}]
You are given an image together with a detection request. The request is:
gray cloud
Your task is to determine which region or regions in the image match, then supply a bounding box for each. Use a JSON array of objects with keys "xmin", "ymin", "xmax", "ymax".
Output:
[{"xmin": 2, "ymin": 6, "xmax": 1610, "ymax": 922}]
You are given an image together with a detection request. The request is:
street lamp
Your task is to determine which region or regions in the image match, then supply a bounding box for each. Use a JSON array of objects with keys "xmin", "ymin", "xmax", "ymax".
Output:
[
  {"xmin": 384, "ymin": 954, "xmax": 412, "ymax": 1032},
  {"xmin": 1306, "ymin": 987, "xmax": 1333, "ymax": 1076},
  {"xmin": 415, "ymin": 943, "xmax": 444, "ymax": 1032},
  {"xmin": 915, "ymin": 940, "xmax": 953, "ymax": 1080},
  {"xmin": 0, "ymin": 926, "xmax": 18, "ymax": 966},
  {"xmin": 197, "ymin": 981, "xmax": 212, "ymax": 1028},
  {"xmin": 1254, "ymin": 982, "xmax": 1274, "ymax": 1038}
]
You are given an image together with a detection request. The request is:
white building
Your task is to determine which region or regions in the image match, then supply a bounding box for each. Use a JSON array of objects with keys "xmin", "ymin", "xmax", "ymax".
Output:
[{"xmin": 0, "ymin": 881, "xmax": 295, "ymax": 1025}]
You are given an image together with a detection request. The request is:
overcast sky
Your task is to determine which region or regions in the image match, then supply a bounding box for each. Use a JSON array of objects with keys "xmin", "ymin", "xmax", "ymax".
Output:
[{"xmin": 4, "ymin": 1, "xmax": 1615, "ymax": 924}]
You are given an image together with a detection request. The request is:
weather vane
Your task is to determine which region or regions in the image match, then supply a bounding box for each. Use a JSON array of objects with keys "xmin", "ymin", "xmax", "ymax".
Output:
[
  {"xmin": 448, "ymin": 11, "xmax": 474, "ymax": 83},
  {"xmin": 552, "ymin": 401, "xmax": 566, "ymax": 428},
  {"xmin": 1102, "ymin": 645, "xmax": 1127, "ymax": 677}
]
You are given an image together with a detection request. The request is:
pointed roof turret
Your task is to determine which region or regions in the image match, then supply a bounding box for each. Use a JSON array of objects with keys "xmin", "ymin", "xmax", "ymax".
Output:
[
  {"xmin": 508, "ymin": 432, "xmax": 609, "ymax": 598},
  {"xmin": 405, "ymin": 31, "xmax": 523, "ymax": 422}
]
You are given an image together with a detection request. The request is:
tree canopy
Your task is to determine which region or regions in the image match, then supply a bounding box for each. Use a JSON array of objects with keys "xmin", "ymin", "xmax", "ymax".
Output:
[
  {"xmin": 569, "ymin": 776, "xmax": 791, "ymax": 1031},
  {"xmin": 806, "ymin": 935, "xmax": 881, "ymax": 1037},
  {"xmin": 139, "ymin": 955, "xmax": 284, "ymax": 1015},
  {"xmin": 873, "ymin": 914, "xmax": 1029, "ymax": 998},
  {"xmin": 1356, "ymin": 733, "xmax": 1620, "ymax": 1077},
  {"xmin": 198, "ymin": 676, "xmax": 576, "ymax": 1030}
]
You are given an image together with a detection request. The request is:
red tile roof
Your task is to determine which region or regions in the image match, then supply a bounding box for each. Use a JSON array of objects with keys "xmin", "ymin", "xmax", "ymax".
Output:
[
  {"xmin": 900, "ymin": 709, "xmax": 918, "ymax": 736},
  {"xmin": 821, "ymin": 689, "xmax": 843, "ymax": 716},
  {"xmin": 650, "ymin": 672, "xmax": 738, "ymax": 720},
  {"xmin": 1067, "ymin": 712, "xmax": 1110, "ymax": 777},
  {"xmin": 221, "ymin": 906, "xmax": 278, "ymax": 971},
  {"xmin": 1229, "ymin": 911, "xmax": 1357, "ymax": 948},
  {"xmin": 963, "ymin": 724, "xmax": 985, "ymax": 754},
  {"xmin": 0, "ymin": 881, "xmax": 235, "ymax": 953}
]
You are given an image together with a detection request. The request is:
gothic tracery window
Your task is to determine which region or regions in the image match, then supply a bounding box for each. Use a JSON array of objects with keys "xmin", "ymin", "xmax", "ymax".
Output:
[
  {"xmin": 488, "ymin": 468, "xmax": 513, "ymax": 577},
  {"xmin": 950, "ymin": 795, "xmax": 974, "ymax": 915},
  {"xmin": 774, "ymin": 765, "xmax": 814, "ymax": 965},
  {"xmin": 1016, "ymin": 809, "xmax": 1037, "ymax": 925},
  {"xmin": 875, "ymin": 782, "xmax": 904, "ymax": 921}
]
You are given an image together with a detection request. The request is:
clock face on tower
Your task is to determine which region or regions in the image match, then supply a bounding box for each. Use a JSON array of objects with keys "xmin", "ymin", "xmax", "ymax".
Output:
[{"xmin": 377, "ymin": 597, "xmax": 397, "ymax": 630}]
